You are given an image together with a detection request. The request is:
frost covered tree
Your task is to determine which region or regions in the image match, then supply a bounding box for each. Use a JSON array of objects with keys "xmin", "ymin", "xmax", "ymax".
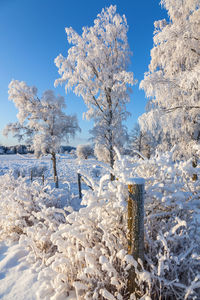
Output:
[
  {"xmin": 139, "ymin": 0, "xmax": 200, "ymax": 159},
  {"xmin": 128, "ymin": 123, "xmax": 153, "ymax": 159},
  {"xmin": 54, "ymin": 5, "xmax": 134, "ymax": 175},
  {"xmin": 4, "ymin": 80, "xmax": 80, "ymax": 187},
  {"xmin": 76, "ymin": 144, "xmax": 93, "ymax": 159}
]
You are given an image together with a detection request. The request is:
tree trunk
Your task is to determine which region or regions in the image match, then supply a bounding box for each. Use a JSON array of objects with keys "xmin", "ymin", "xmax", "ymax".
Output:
[
  {"xmin": 138, "ymin": 133, "xmax": 142, "ymax": 153},
  {"xmin": 108, "ymin": 134, "xmax": 115, "ymax": 181},
  {"xmin": 107, "ymin": 89, "xmax": 115, "ymax": 181},
  {"xmin": 51, "ymin": 152, "xmax": 59, "ymax": 188},
  {"xmin": 146, "ymin": 144, "xmax": 151, "ymax": 159}
]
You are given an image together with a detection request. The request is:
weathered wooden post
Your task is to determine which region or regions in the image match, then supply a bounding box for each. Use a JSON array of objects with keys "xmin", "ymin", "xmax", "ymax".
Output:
[
  {"xmin": 127, "ymin": 178, "xmax": 145, "ymax": 298},
  {"xmin": 51, "ymin": 152, "xmax": 59, "ymax": 188},
  {"xmin": 42, "ymin": 174, "xmax": 45, "ymax": 185},
  {"xmin": 30, "ymin": 170, "xmax": 33, "ymax": 182},
  {"xmin": 55, "ymin": 175, "xmax": 58, "ymax": 188},
  {"xmin": 78, "ymin": 173, "xmax": 82, "ymax": 199}
]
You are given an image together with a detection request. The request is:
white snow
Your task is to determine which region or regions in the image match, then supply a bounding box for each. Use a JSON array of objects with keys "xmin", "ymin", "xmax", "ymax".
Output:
[
  {"xmin": 0, "ymin": 242, "xmax": 42, "ymax": 300},
  {"xmin": 126, "ymin": 177, "xmax": 145, "ymax": 185}
]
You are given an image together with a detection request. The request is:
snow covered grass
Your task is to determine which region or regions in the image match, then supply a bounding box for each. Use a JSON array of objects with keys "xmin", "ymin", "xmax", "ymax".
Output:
[{"xmin": 0, "ymin": 151, "xmax": 200, "ymax": 299}]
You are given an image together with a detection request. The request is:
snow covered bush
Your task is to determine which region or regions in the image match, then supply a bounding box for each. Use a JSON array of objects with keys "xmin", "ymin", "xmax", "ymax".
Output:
[
  {"xmin": 94, "ymin": 143, "xmax": 110, "ymax": 164},
  {"xmin": 20, "ymin": 206, "xmax": 67, "ymax": 266},
  {"xmin": 36, "ymin": 176, "xmax": 130, "ymax": 299},
  {"xmin": 77, "ymin": 144, "xmax": 94, "ymax": 160},
  {"xmin": 35, "ymin": 149, "xmax": 200, "ymax": 299},
  {"xmin": 30, "ymin": 165, "xmax": 48, "ymax": 178},
  {"xmin": 11, "ymin": 165, "xmax": 48, "ymax": 179},
  {"xmin": 115, "ymin": 150, "xmax": 200, "ymax": 299},
  {"xmin": 0, "ymin": 173, "xmax": 68, "ymax": 242}
]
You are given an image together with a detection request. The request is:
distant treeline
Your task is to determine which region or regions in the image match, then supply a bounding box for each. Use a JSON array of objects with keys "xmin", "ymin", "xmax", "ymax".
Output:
[{"xmin": 0, "ymin": 145, "xmax": 76, "ymax": 155}]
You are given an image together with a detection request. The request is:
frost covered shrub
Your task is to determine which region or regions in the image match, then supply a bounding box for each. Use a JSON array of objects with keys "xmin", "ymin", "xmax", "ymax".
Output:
[
  {"xmin": 36, "ymin": 149, "xmax": 200, "ymax": 299},
  {"xmin": 36, "ymin": 176, "xmax": 131, "ymax": 300},
  {"xmin": 94, "ymin": 143, "xmax": 110, "ymax": 163},
  {"xmin": 142, "ymin": 208, "xmax": 200, "ymax": 299},
  {"xmin": 30, "ymin": 165, "xmax": 48, "ymax": 177},
  {"xmin": 11, "ymin": 165, "xmax": 48, "ymax": 179},
  {"xmin": 115, "ymin": 150, "xmax": 200, "ymax": 299},
  {"xmin": 20, "ymin": 206, "xmax": 66, "ymax": 265},
  {"xmin": 77, "ymin": 144, "xmax": 94, "ymax": 159},
  {"xmin": 0, "ymin": 173, "xmax": 66, "ymax": 242}
]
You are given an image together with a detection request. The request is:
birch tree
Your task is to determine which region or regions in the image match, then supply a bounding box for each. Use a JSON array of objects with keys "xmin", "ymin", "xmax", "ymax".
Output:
[
  {"xmin": 55, "ymin": 5, "xmax": 134, "ymax": 174},
  {"xmin": 4, "ymin": 80, "xmax": 80, "ymax": 187},
  {"xmin": 139, "ymin": 0, "xmax": 200, "ymax": 159}
]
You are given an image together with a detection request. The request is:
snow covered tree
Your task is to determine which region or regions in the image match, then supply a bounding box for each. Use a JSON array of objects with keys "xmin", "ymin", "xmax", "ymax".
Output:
[
  {"xmin": 76, "ymin": 144, "xmax": 93, "ymax": 159},
  {"xmin": 4, "ymin": 80, "xmax": 80, "ymax": 187},
  {"xmin": 54, "ymin": 5, "xmax": 134, "ymax": 175},
  {"xmin": 139, "ymin": 0, "xmax": 200, "ymax": 159},
  {"xmin": 128, "ymin": 123, "xmax": 153, "ymax": 159}
]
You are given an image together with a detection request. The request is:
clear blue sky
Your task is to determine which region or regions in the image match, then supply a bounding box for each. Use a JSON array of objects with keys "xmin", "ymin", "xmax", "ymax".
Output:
[{"xmin": 0, "ymin": 0, "xmax": 167, "ymax": 146}]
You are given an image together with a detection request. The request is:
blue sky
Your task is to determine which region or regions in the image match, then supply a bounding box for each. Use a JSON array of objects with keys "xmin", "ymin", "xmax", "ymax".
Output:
[{"xmin": 0, "ymin": 0, "xmax": 167, "ymax": 146}]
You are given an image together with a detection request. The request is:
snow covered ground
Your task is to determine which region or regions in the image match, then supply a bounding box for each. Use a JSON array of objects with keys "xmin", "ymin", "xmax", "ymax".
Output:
[{"xmin": 0, "ymin": 241, "xmax": 43, "ymax": 300}]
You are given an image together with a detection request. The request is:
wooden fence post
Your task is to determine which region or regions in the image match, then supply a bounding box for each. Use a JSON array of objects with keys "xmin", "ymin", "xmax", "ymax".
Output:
[
  {"xmin": 55, "ymin": 175, "xmax": 58, "ymax": 188},
  {"xmin": 30, "ymin": 170, "xmax": 33, "ymax": 182},
  {"xmin": 78, "ymin": 173, "xmax": 82, "ymax": 199},
  {"xmin": 127, "ymin": 178, "xmax": 145, "ymax": 298},
  {"xmin": 42, "ymin": 174, "xmax": 45, "ymax": 185}
]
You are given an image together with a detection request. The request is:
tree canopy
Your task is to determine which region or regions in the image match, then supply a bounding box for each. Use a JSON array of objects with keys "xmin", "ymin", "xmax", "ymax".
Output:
[
  {"xmin": 139, "ymin": 0, "xmax": 200, "ymax": 158},
  {"xmin": 55, "ymin": 5, "xmax": 134, "ymax": 168}
]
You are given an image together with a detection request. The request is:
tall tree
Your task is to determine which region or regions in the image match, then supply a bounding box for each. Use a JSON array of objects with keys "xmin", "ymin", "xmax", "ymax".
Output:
[
  {"xmin": 4, "ymin": 80, "xmax": 80, "ymax": 187},
  {"xmin": 139, "ymin": 0, "xmax": 200, "ymax": 159},
  {"xmin": 54, "ymin": 5, "xmax": 134, "ymax": 174}
]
